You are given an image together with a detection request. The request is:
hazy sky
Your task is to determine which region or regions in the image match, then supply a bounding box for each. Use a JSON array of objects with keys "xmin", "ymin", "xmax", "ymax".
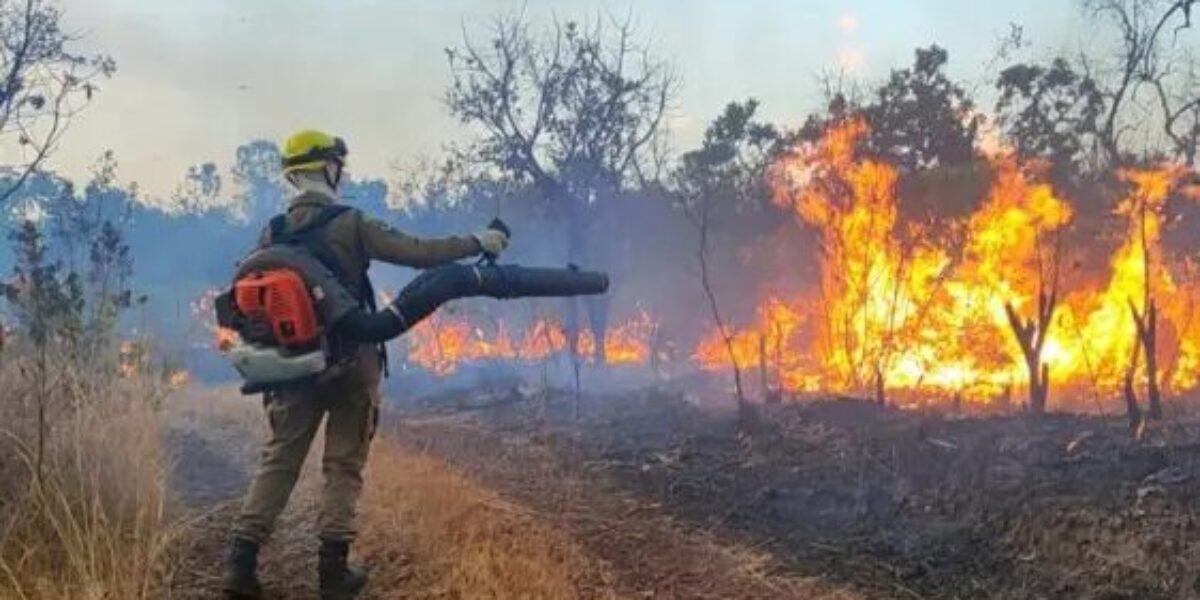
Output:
[{"xmin": 49, "ymin": 0, "xmax": 1082, "ymax": 198}]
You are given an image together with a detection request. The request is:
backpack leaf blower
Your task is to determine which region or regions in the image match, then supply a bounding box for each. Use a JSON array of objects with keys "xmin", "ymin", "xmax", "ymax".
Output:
[{"xmin": 215, "ymin": 219, "xmax": 608, "ymax": 392}]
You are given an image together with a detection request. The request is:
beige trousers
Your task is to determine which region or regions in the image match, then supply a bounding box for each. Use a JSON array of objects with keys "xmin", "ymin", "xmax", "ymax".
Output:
[{"xmin": 233, "ymin": 354, "xmax": 380, "ymax": 543}]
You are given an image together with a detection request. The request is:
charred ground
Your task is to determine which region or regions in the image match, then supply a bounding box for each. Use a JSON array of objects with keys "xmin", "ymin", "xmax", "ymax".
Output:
[{"xmin": 397, "ymin": 388, "xmax": 1200, "ymax": 599}]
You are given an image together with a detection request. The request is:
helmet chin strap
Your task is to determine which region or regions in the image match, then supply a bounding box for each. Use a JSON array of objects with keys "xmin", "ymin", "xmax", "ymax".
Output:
[
  {"xmin": 323, "ymin": 161, "xmax": 343, "ymax": 190},
  {"xmin": 287, "ymin": 166, "xmax": 340, "ymax": 200}
]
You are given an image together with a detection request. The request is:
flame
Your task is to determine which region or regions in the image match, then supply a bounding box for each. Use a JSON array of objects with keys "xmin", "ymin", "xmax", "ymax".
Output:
[
  {"xmin": 167, "ymin": 369, "xmax": 191, "ymax": 388},
  {"xmin": 215, "ymin": 327, "xmax": 238, "ymax": 352},
  {"xmin": 1054, "ymin": 166, "xmax": 1195, "ymax": 394},
  {"xmin": 695, "ymin": 118, "xmax": 1199, "ymax": 408},
  {"xmin": 694, "ymin": 297, "xmax": 818, "ymax": 391},
  {"xmin": 405, "ymin": 310, "xmax": 657, "ymax": 375},
  {"xmin": 191, "ymin": 287, "xmax": 240, "ymax": 351}
]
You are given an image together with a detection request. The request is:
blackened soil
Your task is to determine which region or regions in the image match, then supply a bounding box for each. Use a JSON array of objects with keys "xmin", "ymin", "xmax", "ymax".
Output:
[{"xmin": 405, "ymin": 387, "xmax": 1200, "ymax": 599}]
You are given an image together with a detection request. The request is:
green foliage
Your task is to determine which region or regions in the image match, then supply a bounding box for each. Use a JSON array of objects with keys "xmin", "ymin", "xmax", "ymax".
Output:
[
  {"xmin": 232, "ymin": 140, "xmax": 285, "ymax": 221},
  {"xmin": 862, "ymin": 45, "xmax": 982, "ymax": 172},
  {"xmin": 797, "ymin": 46, "xmax": 981, "ymax": 174},
  {"xmin": 1, "ymin": 152, "xmax": 140, "ymax": 361},
  {"xmin": 2, "ymin": 220, "xmax": 84, "ymax": 347},
  {"xmin": 675, "ymin": 99, "xmax": 786, "ymax": 237},
  {"xmin": 172, "ymin": 162, "xmax": 222, "ymax": 214},
  {"xmin": 995, "ymin": 58, "xmax": 1105, "ymax": 173}
]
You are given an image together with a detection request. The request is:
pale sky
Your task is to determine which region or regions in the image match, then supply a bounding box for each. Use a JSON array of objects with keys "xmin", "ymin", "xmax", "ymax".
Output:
[{"xmin": 49, "ymin": 0, "xmax": 1082, "ymax": 198}]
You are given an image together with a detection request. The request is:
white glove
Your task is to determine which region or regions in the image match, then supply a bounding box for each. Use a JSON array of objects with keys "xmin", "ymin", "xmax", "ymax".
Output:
[{"xmin": 473, "ymin": 228, "xmax": 509, "ymax": 257}]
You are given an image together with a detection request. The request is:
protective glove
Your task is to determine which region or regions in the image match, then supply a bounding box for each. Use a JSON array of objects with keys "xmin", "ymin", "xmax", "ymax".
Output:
[{"xmin": 472, "ymin": 228, "xmax": 509, "ymax": 258}]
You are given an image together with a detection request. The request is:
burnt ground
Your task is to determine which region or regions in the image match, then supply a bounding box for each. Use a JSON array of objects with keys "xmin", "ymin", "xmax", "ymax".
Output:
[{"xmin": 396, "ymin": 386, "xmax": 1200, "ymax": 600}]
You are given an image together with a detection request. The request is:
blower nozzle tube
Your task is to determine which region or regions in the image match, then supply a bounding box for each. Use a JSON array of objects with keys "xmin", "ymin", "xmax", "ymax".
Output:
[{"xmin": 334, "ymin": 263, "xmax": 609, "ymax": 343}]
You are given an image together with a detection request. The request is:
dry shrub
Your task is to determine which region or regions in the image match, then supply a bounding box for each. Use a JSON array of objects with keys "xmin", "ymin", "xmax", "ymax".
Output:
[
  {"xmin": 358, "ymin": 443, "xmax": 603, "ymax": 599},
  {"xmin": 0, "ymin": 350, "xmax": 183, "ymax": 600}
]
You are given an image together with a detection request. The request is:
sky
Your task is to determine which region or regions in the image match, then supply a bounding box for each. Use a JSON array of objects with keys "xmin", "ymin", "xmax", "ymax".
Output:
[{"xmin": 46, "ymin": 0, "xmax": 1084, "ymax": 198}]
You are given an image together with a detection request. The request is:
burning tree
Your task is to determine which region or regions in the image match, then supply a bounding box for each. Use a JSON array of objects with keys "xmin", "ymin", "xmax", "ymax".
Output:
[
  {"xmin": 444, "ymin": 12, "xmax": 676, "ymax": 366},
  {"xmin": 1113, "ymin": 168, "xmax": 1179, "ymax": 420},
  {"xmin": 770, "ymin": 117, "xmax": 949, "ymax": 402},
  {"xmin": 967, "ymin": 158, "xmax": 1073, "ymax": 414}
]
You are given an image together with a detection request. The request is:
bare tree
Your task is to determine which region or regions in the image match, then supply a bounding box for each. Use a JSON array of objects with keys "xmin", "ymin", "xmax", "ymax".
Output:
[
  {"xmin": 1116, "ymin": 170, "xmax": 1168, "ymax": 420},
  {"xmin": 675, "ymin": 100, "xmax": 783, "ymax": 420},
  {"xmin": 686, "ymin": 191, "xmax": 746, "ymax": 409},
  {"xmin": 1005, "ymin": 292, "xmax": 1057, "ymax": 414},
  {"xmin": 0, "ymin": 0, "xmax": 114, "ymax": 205},
  {"xmin": 444, "ymin": 11, "xmax": 676, "ymax": 364},
  {"xmin": 1004, "ymin": 232, "xmax": 1064, "ymax": 414},
  {"xmin": 1083, "ymin": 0, "xmax": 1200, "ymax": 164},
  {"xmin": 1123, "ymin": 328, "xmax": 1145, "ymax": 433},
  {"xmin": 1149, "ymin": 51, "xmax": 1200, "ymax": 165}
]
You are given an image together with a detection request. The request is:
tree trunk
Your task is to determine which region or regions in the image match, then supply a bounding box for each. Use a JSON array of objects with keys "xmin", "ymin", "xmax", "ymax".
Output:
[
  {"xmin": 1145, "ymin": 303, "xmax": 1162, "ymax": 419},
  {"xmin": 1036, "ymin": 363, "xmax": 1050, "ymax": 412},
  {"xmin": 565, "ymin": 197, "xmax": 609, "ymax": 366},
  {"xmin": 1130, "ymin": 300, "xmax": 1163, "ymax": 420},
  {"xmin": 1005, "ymin": 295, "xmax": 1056, "ymax": 415},
  {"xmin": 759, "ymin": 334, "xmax": 778, "ymax": 404},
  {"xmin": 1124, "ymin": 338, "xmax": 1144, "ymax": 437},
  {"xmin": 564, "ymin": 297, "xmax": 583, "ymax": 421}
]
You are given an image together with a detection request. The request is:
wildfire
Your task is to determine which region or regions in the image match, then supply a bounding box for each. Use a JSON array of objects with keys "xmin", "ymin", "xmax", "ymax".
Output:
[
  {"xmin": 192, "ymin": 287, "xmax": 240, "ymax": 351},
  {"xmin": 1055, "ymin": 166, "xmax": 1197, "ymax": 394},
  {"xmin": 215, "ymin": 327, "xmax": 238, "ymax": 352},
  {"xmin": 696, "ymin": 117, "xmax": 1200, "ymax": 408},
  {"xmin": 405, "ymin": 310, "xmax": 658, "ymax": 375},
  {"xmin": 167, "ymin": 369, "xmax": 191, "ymax": 388}
]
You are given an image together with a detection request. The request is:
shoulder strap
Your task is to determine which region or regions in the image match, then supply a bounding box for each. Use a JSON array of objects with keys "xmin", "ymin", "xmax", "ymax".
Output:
[
  {"xmin": 267, "ymin": 205, "xmax": 352, "ymax": 241},
  {"xmin": 265, "ymin": 205, "xmax": 350, "ymax": 275},
  {"xmin": 292, "ymin": 204, "xmax": 353, "ymax": 237},
  {"xmin": 268, "ymin": 214, "xmax": 289, "ymax": 243}
]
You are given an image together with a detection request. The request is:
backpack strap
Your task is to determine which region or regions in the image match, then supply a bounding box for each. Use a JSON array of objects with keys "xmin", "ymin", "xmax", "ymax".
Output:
[
  {"xmin": 291, "ymin": 204, "xmax": 353, "ymax": 237},
  {"xmin": 266, "ymin": 204, "xmax": 390, "ymax": 377},
  {"xmin": 268, "ymin": 214, "xmax": 289, "ymax": 241},
  {"xmin": 267, "ymin": 205, "xmax": 355, "ymax": 291}
]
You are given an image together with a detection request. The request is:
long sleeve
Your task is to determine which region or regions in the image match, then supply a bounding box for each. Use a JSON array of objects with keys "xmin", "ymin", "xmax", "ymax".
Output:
[{"xmin": 356, "ymin": 213, "xmax": 481, "ymax": 269}]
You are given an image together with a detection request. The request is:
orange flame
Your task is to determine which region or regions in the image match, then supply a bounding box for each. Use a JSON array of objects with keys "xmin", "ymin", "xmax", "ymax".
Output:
[
  {"xmin": 695, "ymin": 118, "xmax": 1200, "ymax": 408},
  {"xmin": 167, "ymin": 369, "xmax": 191, "ymax": 388},
  {"xmin": 405, "ymin": 310, "xmax": 658, "ymax": 375}
]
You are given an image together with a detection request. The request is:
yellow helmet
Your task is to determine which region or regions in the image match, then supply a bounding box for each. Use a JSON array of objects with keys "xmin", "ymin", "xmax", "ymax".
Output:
[{"xmin": 280, "ymin": 130, "xmax": 348, "ymax": 175}]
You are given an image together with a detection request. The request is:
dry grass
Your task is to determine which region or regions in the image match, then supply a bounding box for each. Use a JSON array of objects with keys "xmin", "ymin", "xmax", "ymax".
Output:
[
  {"xmin": 0, "ymin": 350, "xmax": 185, "ymax": 600},
  {"xmin": 357, "ymin": 441, "xmax": 610, "ymax": 599}
]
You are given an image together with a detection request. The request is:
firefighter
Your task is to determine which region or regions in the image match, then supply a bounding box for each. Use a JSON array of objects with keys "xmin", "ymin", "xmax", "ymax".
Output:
[{"xmin": 223, "ymin": 130, "xmax": 509, "ymax": 600}]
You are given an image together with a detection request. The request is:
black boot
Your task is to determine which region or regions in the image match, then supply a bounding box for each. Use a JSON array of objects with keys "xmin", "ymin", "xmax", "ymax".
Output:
[
  {"xmin": 318, "ymin": 540, "xmax": 367, "ymax": 600},
  {"xmin": 223, "ymin": 537, "xmax": 263, "ymax": 599}
]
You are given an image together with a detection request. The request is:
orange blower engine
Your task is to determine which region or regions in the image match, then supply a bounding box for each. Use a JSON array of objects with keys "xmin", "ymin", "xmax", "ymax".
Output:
[
  {"xmin": 220, "ymin": 268, "xmax": 332, "ymax": 387},
  {"xmin": 233, "ymin": 269, "xmax": 323, "ymax": 350}
]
